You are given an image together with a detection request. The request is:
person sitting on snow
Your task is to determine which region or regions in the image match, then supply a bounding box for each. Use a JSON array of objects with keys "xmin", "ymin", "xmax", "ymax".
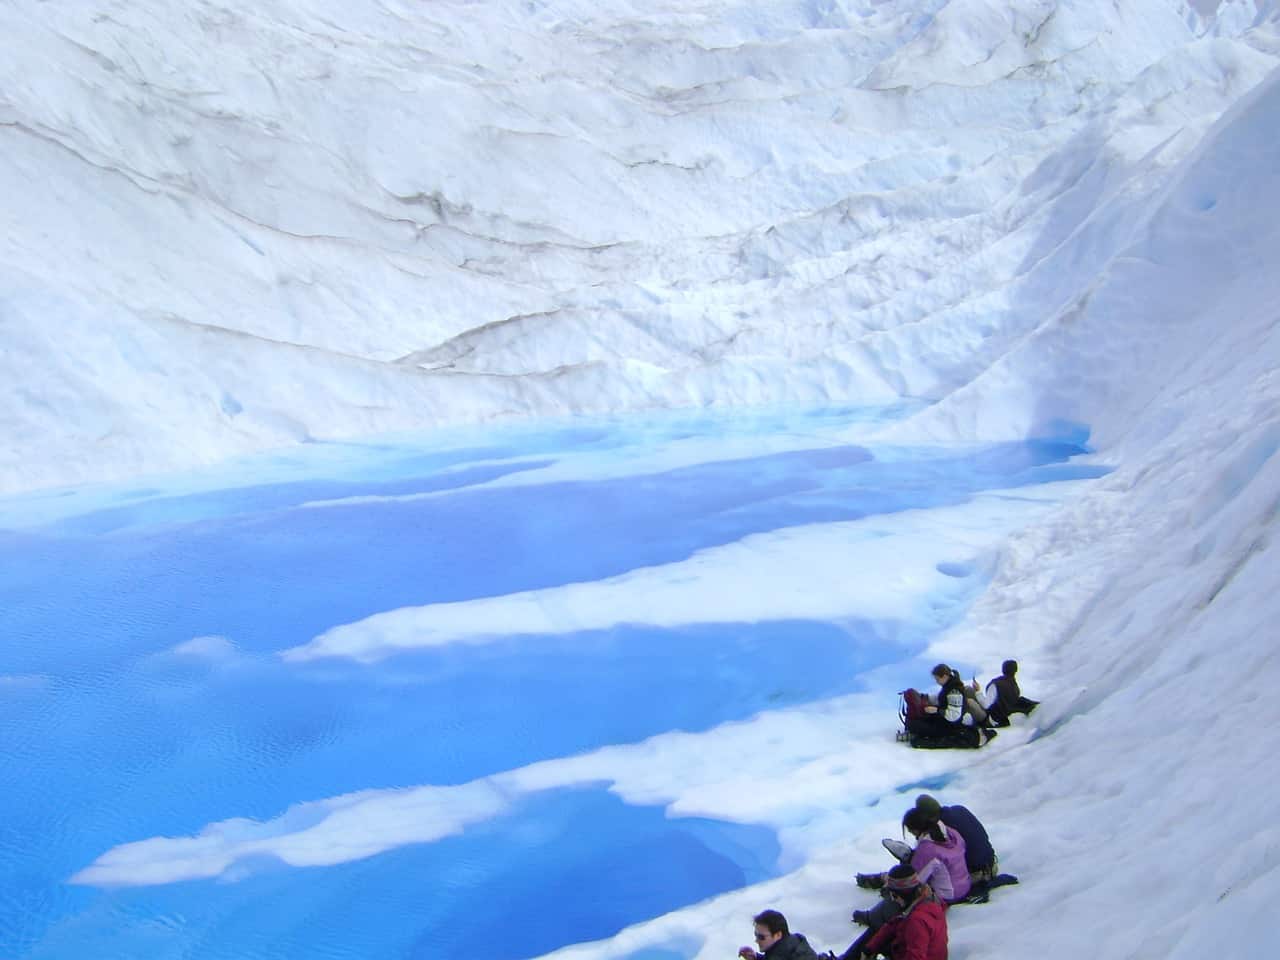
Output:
[
  {"xmin": 851, "ymin": 806, "xmax": 968, "ymax": 939},
  {"xmin": 897, "ymin": 807, "xmax": 970, "ymax": 902},
  {"xmin": 838, "ymin": 865, "xmax": 948, "ymax": 960},
  {"xmin": 913, "ymin": 794, "xmax": 997, "ymax": 882},
  {"xmin": 739, "ymin": 909, "xmax": 821, "ymax": 960},
  {"xmin": 856, "ymin": 795, "xmax": 1015, "ymax": 921},
  {"xmin": 905, "ymin": 664, "xmax": 992, "ymax": 746},
  {"xmin": 975, "ymin": 659, "xmax": 1039, "ymax": 727}
]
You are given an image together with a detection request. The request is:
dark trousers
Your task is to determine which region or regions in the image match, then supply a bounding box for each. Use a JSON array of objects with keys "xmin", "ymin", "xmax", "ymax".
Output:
[
  {"xmin": 987, "ymin": 696, "xmax": 1039, "ymax": 727},
  {"xmin": 842, "ymin": 897, "xmax": 904, "ymax": 959},
  {"xmin": 906, "ymin": 712, "xmax": 958, "ymax": 738}
]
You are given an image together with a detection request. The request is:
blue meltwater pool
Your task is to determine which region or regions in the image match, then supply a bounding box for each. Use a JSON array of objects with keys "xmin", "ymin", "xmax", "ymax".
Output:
[{"xmin": 0, "ymin": 406, "xmax": 1105, "ymax": 959}]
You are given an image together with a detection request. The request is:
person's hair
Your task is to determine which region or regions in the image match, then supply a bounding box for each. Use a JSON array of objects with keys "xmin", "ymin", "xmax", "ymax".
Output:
[
  {"xmin": 931, "ymin": 663, "xmax": 953, "ymax": 681},
  {"xmin": 903, "ymin": 807, "xmax": 946, "ymax": 842},
  {"xmin": 753, "ymin": 910, "xmax": 789, "ymax": 937},
  {"xmin": 914, "ymin": 794, "xmax": 942, "ymax": 823},
  {"xmin": 1002, "ymin": 659, "xmax": 1018, "ymax": 677}
]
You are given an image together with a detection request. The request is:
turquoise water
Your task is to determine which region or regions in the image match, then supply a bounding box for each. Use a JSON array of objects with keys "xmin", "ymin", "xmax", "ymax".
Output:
[{"xmin": 0, "ymin": 408, "xmax": 1105, "ymax": 959}]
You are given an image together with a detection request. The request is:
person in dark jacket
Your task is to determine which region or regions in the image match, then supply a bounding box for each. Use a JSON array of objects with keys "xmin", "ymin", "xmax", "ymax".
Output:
[
  {"xmin": 914, "ymin": 795, "xmax": 996, "ymax": 880},
  {"xmin": 978, "ymin": 660, "xmax": 1039, "ymax": 727},
  {"xmin": 842, "ymin": 865, "xmax": 947, "ymax": 960},
  {"xmin": 906, "ymin": 665, "xmax": 987, "ymax": 746},
  {"xmin": 739, "ymin": 909, "xmax": 821, "ymax": 960}
]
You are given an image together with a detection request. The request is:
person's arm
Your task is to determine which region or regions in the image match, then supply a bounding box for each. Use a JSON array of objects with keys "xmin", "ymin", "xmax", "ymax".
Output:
[
  {"xmin": 912, "ymin": 856, "xmax": 943, "ymax": 889},
  {"xmin": 738, "ymin": 949, "xmax": 761, "ymax": 960},
  {"xmin": 974, "ymin": 680, "xmax": 993, "ymax": 709}
]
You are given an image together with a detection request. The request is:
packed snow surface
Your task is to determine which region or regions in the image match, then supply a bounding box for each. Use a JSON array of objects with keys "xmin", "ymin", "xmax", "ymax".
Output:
[{"xmin": 3, "ymin": 0, "xmax": 1280, "ymax": 958}]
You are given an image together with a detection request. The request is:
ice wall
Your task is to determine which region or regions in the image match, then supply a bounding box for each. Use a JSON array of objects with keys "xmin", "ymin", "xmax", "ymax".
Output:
[{"xmin": 3, "ymin": 0, "xmax": 1277, "ymax": 492}]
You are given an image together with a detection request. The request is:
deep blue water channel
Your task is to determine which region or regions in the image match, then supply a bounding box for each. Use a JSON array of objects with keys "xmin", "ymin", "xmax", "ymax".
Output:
[{"xmin": 0, "ymin": 407, "xmax": 1105, "ymax": 959}]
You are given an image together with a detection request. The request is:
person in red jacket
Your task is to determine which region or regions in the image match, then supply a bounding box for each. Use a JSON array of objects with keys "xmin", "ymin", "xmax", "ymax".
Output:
[{"xmin": 851, "ymin": 864, "xmax": 948, "ymax": 960}]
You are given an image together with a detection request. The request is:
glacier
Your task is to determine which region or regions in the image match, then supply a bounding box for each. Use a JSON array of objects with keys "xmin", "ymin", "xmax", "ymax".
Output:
[{"xmin": 2, "ymin": 0, "xmax": 1279, "ymax": 958}]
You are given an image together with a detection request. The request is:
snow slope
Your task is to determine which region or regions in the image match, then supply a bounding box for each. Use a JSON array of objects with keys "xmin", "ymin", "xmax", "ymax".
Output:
[{"xmin": 4, "ymin": 0, "xmax": 1280, "ymax": 958}]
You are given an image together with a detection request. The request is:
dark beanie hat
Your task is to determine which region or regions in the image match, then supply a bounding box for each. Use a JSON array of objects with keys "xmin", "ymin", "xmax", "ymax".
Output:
[{"xmin": 915, "ymin": 794, "xmax": 942, "ymax": 820}]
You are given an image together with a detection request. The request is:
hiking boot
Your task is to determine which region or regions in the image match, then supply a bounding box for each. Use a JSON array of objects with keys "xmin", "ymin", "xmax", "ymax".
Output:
[{"xmin": 856, "ymin": 872, "xmax": 885, "ymax": 890}]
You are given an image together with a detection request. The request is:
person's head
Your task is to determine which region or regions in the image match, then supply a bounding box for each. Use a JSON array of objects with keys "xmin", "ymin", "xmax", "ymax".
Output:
[
  {"xmin": 903, "ymin": 807, "xmax": 945, "ymax": 842},
  {"xmin": 883, "ymin": 864, "xmax": 922, "ymax": 905},
  {"xmin": 931, "ymin": 663, "xmax": 953, "ymax": 685},
  {"xmin": 752, "ymin": 910, "xmax": 789, "ymax": 951},
  {"xmin": 1002, "ymin": 659, "xmax": 1019, "ymax": 678},
  {"xmin": 914, "ymin": 794, "xmax": 942, "ymax": 824}
]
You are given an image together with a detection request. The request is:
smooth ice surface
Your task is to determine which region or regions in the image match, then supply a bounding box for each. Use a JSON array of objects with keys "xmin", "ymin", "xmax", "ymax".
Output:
[
  {"xmin": 2, "ymin": 409, "xmax": 1098, "ymax": 957},
  {"xmin": 4, "ymin": 1, "xmax": 1280, "ymax": 959}
]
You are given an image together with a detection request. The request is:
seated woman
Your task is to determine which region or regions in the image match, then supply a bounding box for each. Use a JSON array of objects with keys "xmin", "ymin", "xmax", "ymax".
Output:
[
  {"xmin": 901, "ymin": 807, "xmax": 970, "ymax": 902},
  {"xmin": 851, "ymin": 807, "xmax": 971, "ymax": 936},
  {"xmin": 979, "ymin": 659, "xmax": 1040, "ymax": 727},
  {"xmin": 906, "ymin": 664, "xmax": 986, "ymax": 746}
]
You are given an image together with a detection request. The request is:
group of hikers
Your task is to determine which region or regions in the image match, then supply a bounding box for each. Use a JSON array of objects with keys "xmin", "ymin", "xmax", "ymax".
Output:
[
  {"xmin": 901, "ymin": 659, "xmax": 1038, "ymax": 750},
  {"xmin": 736, "ymin": 661, "xmax": 1039, "ymax": 960}
]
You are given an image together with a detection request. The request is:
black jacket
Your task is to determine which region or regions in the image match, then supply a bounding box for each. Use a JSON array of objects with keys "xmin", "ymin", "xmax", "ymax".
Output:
[
  {"xmin": 764, "ymin": 933, "xmax": 820, "ymax": 960},
  {"xmin": 936, "ymin": 674, "xmax": 968, "ymax": 724}
]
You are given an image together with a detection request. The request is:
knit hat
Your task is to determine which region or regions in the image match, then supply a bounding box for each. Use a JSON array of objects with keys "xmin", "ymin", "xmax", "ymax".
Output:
[
  {"xmin": 915, "ymin": 794, "xmax": 942, "ymax": 821},
  {"xmin": 884, "ymin": 864, "xmax": 920, "ymax": 892}
]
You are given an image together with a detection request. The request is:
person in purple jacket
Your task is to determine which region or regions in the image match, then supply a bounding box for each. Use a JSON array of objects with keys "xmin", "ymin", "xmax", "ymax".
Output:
[
  {"xmin": 849, "ymin": 804, "xmax": 972, "ymax": 941},
  {"xmin": 901, "ymin": 807, "xmax": 970, "ymax": 901},
  {"xmin": 914, "ymin": 794, "xmax": 997, "ymax": 880}
]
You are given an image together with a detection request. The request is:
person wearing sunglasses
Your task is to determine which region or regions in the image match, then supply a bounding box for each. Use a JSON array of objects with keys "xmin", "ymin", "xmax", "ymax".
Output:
[{"xmin": 738, "ymin": 909, "xmax": 821, "ymax": 960}]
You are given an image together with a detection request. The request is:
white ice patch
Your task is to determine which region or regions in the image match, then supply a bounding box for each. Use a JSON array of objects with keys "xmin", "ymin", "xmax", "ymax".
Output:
[
  {"xmin": 282, "ymin": 482, "xmax": 1090, "ymax": 664},
  {"xmin": 297, "ymin": 409, "xmax": 914, "ymax": 512},
  {"xmin": 70, "ymin": 778, "xmax": 516, "ymax": 887},
  {"xmin": 0, "ymin": 673, "xmax": 47, "ymax": 689},
  {"xmin": 80, "ymin": 481, "xmax": 1080, "ymax": 889},
  {"xmin": 166, "ymin": 635, "xmax": 238, "ymax": 661},
  {"xmin": 71, "ymin": 673, "xmax": 1024, "ymax": 889}
]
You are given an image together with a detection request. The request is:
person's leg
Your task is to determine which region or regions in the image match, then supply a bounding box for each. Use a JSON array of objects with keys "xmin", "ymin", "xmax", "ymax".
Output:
[
  {"xmin": 906, "ymin": 713, "xmax": 952, "ymax": 738},
  {"xmin": 968, "ymin": 855, "xmax": 998, "ymax": 884},
  {"xmin": 855, "ymin": 871, "xmax": 886, "ymax": 890},
  {"xmin": 853, "ymin": 897, "xmax": 903, "ymax": 931},
  {"xmin": 836, "ymin": 928, "xmax": 873, "ymax": 960},
  {"xmin": 965, "ymin": 695, "xmax": 988, "ymax": 725}
]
